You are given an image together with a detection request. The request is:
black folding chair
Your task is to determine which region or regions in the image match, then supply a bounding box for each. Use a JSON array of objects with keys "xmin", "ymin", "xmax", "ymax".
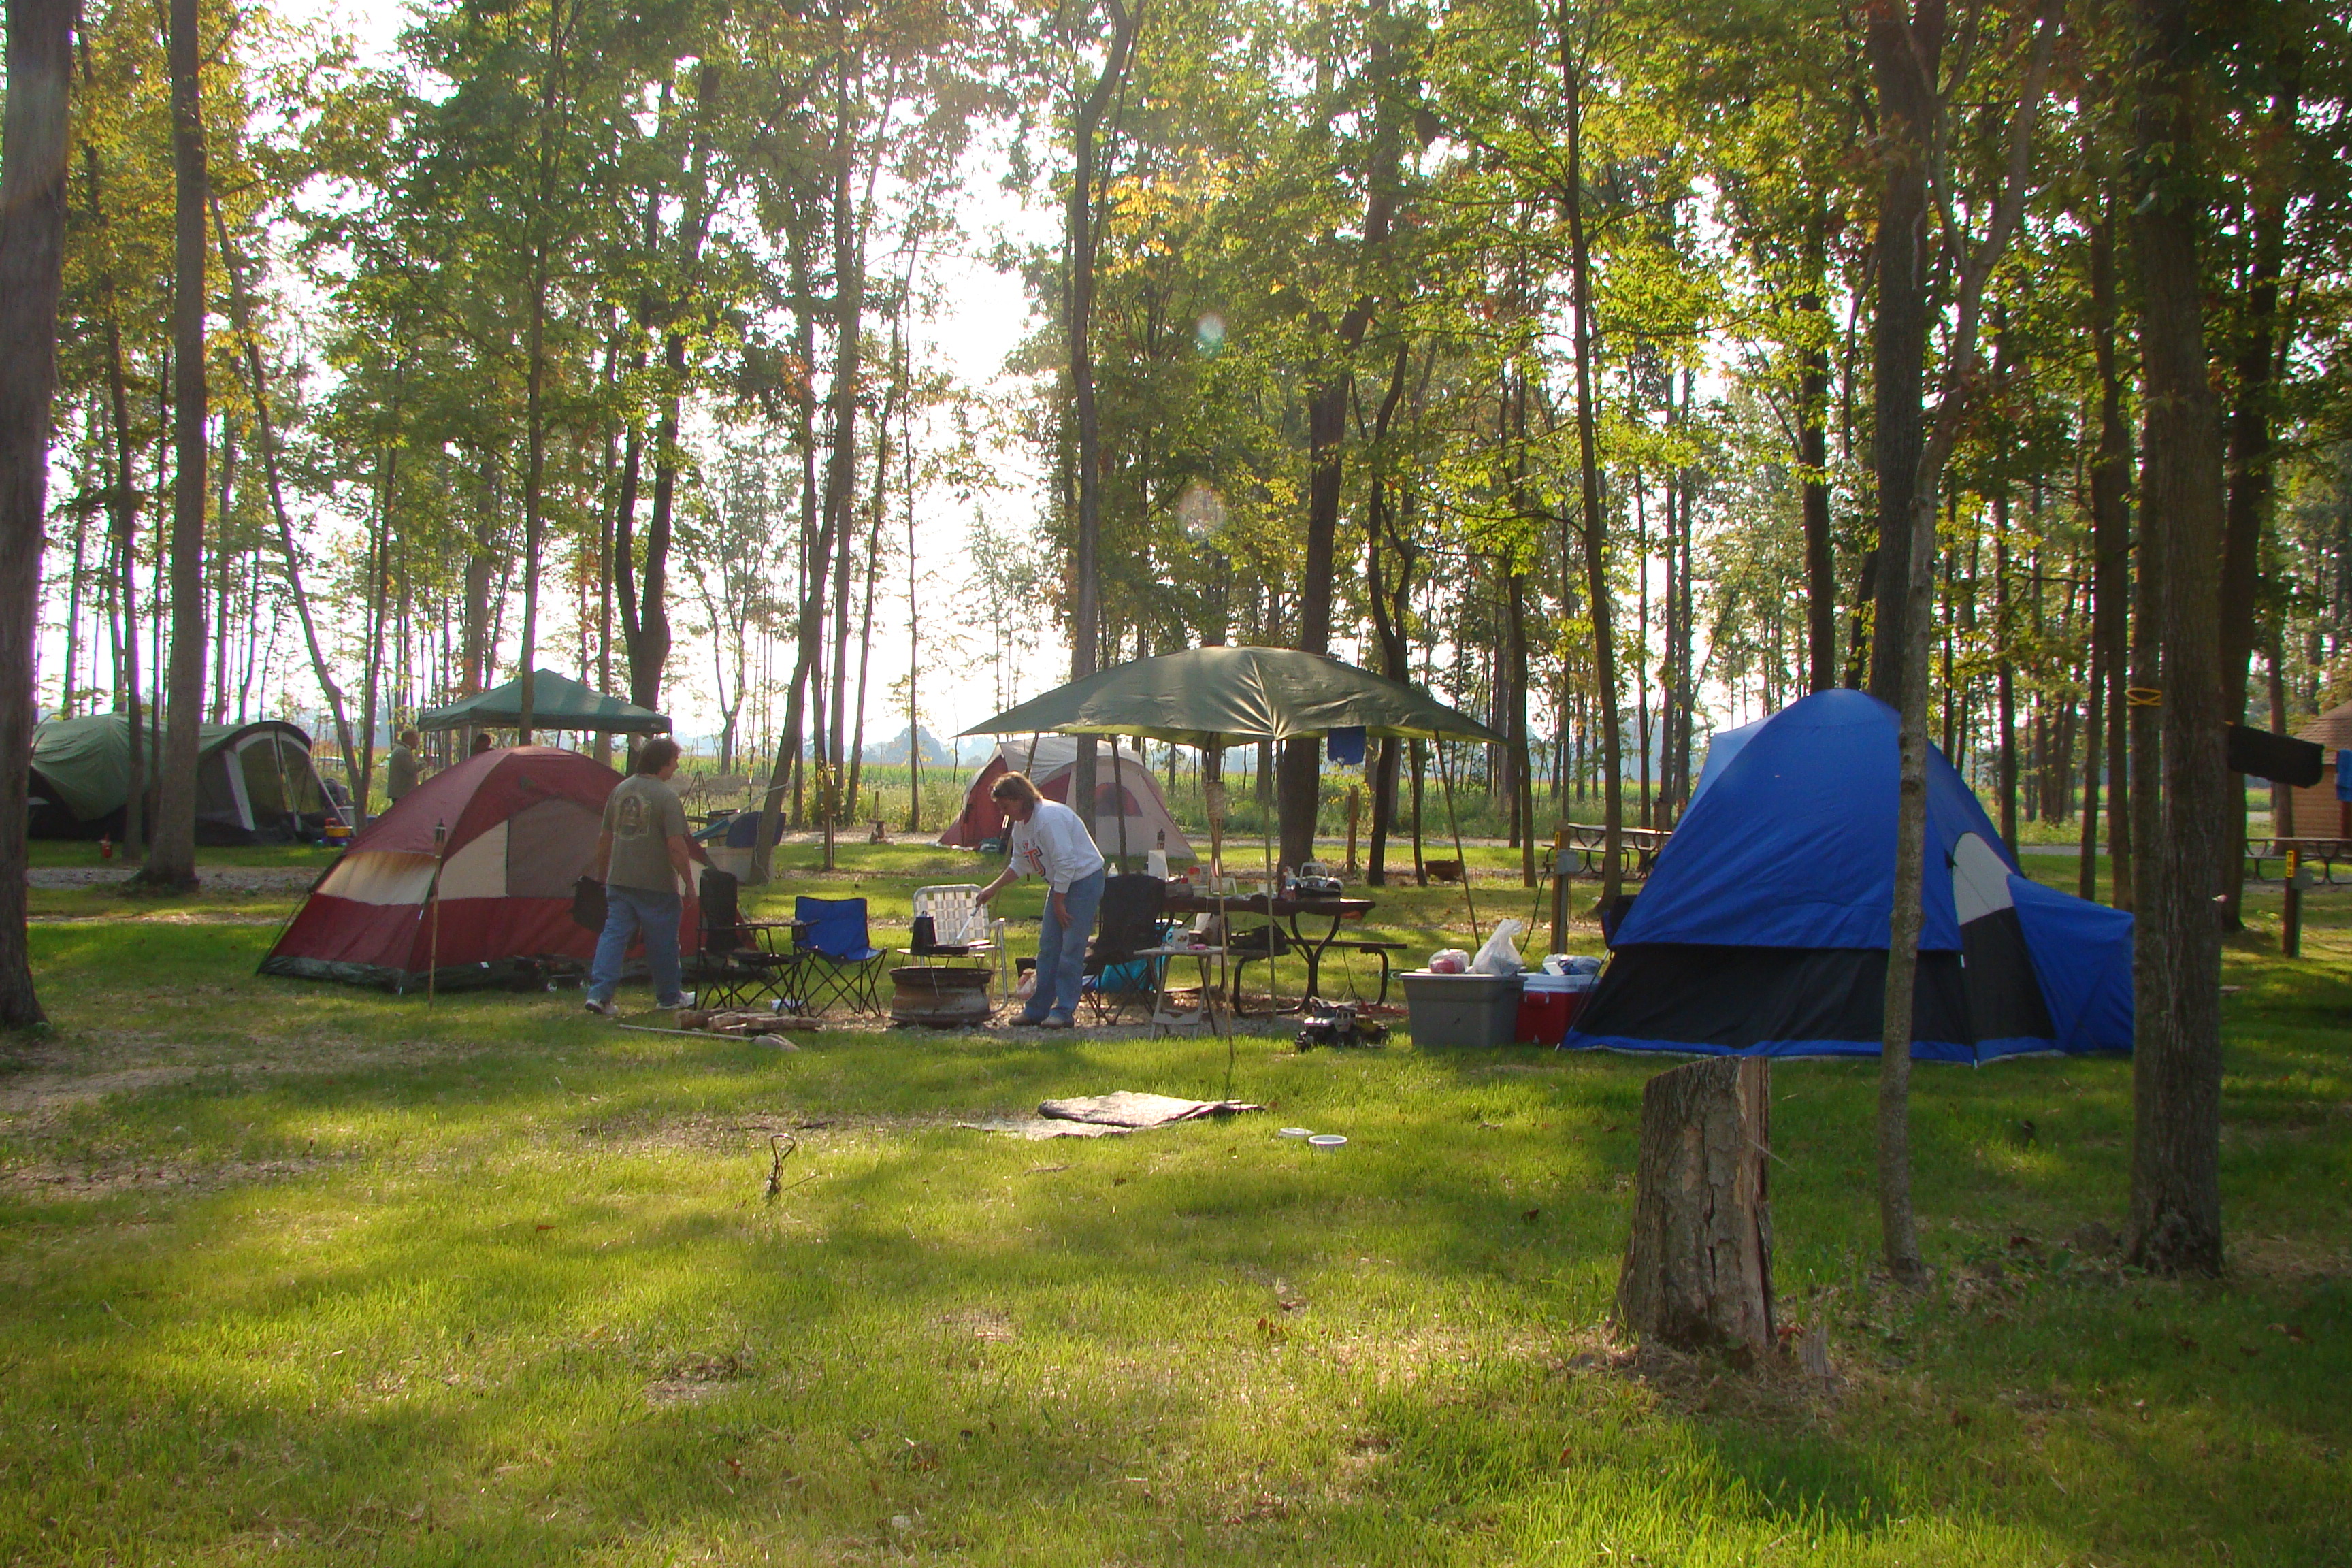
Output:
[
  {"xmin": 1081, "ymin": 874, "xmax": 1169, "ymax": 1024},
  {"xmin": 685, "ymin": 868, "xmax": 800, "ymax": 1010}
]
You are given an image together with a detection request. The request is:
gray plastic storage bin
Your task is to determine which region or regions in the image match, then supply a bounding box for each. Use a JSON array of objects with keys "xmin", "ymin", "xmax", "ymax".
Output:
[{"xmin": 1400, "ymin": 971, "xmax": 1524, "ymax": 1048}]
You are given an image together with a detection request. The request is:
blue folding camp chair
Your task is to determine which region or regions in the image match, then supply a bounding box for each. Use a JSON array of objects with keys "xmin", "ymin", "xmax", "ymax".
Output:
[{"xmin": 792, "ymin": 896, "xmax": 889, "ymax": 1015}]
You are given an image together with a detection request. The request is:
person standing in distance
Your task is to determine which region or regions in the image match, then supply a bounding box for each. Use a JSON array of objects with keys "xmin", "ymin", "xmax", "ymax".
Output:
[
  {"xmin": 976, "ymin": 770, "xmax": 1105, "ymax": 1028},
  {"xmin": 583, "ymin": 736, "xmax": 698, "ymax": 1016},
  {"xmin": 386, "ymin": 728, "xmax": 421, "ymax": 804}
]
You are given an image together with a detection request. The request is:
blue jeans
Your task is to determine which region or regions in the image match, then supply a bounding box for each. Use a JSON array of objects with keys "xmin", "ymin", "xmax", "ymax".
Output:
[
  {"xmin": 1024, "ymin": 868, "xmax": 1106, "ymax": 1023},
  {"xmin": 588, "ymin": 883, "xmax": 685, "ymax": 1007}
]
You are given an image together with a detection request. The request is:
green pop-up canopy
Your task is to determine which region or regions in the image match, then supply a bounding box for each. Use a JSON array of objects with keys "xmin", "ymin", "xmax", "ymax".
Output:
[
  {"xmin": 961, "ymin": 646, "xmax": 1503, "ymax": 749},
  {"xmin": 416, "ymin": 669, "xmax": 670, "ymax": 735}
]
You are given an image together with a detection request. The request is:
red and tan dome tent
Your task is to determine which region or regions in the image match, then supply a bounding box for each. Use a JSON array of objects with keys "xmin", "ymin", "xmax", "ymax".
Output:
[
  {"xmin": 261, "ymin": 745, "xmax": 691, "ymax": 991},
  {"xmin": 938, "ymin": 735, "xmax": 1195, "ymax": 860}
]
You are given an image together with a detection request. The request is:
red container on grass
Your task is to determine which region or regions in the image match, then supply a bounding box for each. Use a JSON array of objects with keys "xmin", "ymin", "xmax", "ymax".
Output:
[{"xmin": 1516, "ymin": 973, "xmax": 1595, "ymax": 1045}]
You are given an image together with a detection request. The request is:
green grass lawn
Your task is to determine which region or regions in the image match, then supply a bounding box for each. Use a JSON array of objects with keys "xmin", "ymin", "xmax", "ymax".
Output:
[{"xmin": 3, "ymin": 849, "xmax": 2347, "ymax": 1565}]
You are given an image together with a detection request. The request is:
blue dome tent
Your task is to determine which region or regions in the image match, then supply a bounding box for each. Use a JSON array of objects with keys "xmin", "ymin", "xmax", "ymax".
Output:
[{"xmin": 1564, "ymin": 690, "xmax": 2132, "ymax": 1063}]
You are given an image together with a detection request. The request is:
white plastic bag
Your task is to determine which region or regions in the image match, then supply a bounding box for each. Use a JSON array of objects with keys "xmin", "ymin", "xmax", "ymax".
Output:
[
  {"xmin": 1471, "ymin": 919, "xmax": 1527, "ymax": 975},
  {"xmin": 1427, "ymin": 948, "xmax": 1471, "ymax": 974}
]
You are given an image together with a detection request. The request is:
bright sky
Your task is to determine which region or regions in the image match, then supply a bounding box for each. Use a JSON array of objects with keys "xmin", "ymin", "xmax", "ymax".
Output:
[
  {"xmin": 277, "ymin": 0, "xmax": 1077, "ymax": 757},
  {"xmin": 44, "ymin": 0, "xmax": 1740, "ymax": 766}
]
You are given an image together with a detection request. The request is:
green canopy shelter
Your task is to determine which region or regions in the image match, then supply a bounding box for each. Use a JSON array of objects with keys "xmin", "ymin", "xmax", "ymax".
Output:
[
  {"xmin": 960, "ymin": 646, "xmax": 1504, "ymax": 749},
  {"xmin": 962, "ymin": 647, "xmax": 1505, "ymax": 908},
  {"xmin": 416, "ymin": 669, "xmax": 670, "ymax": 736}
]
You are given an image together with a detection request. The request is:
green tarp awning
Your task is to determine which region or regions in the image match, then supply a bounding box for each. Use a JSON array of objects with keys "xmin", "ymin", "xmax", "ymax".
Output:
[
  {"xmin": 962, "ymin": 646, "xmax": 1505, "ymax": 750},
  {"xmin": 416, "ymin": 669, "xmax": 670, "ymax": 736}
]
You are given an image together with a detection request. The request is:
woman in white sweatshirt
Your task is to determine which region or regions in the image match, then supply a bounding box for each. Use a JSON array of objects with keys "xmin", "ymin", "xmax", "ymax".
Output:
[{"xmin": 975, "ymin": 770, "xmax": 1107, "ymax": 1028}]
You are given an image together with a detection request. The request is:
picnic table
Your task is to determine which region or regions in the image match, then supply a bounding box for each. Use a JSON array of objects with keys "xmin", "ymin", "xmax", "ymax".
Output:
[
  {"xmin": 1557, "ymin": 823, "xmax": 1672, "ymax": 879},
  {"xmin": 2249, "ymin": 837, "xmax": 2350, "ymax": 885},
  {"xmin": 1160, "ymin": 887, "xmax": 1404, "ymax": 1007}
]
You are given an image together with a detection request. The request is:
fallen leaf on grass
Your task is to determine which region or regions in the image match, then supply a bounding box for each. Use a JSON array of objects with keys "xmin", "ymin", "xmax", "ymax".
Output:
[
  {"xmin": 2276, "ymin": 1323, "xmax": 2310, "ymax": 1343},
  {"xmin": 1522, "ymin": 1207, "xmax": 1541, "ymax": 1224}
]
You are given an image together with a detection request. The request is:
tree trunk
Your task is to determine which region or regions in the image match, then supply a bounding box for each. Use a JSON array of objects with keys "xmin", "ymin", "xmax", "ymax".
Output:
[
  {"xmin": 2089, "ymin": 197, "xmax": 2134, "ymax": 910},
  {"xmin": 846, "ymin": 413, "xmax": 888, "ymax": 823},
  {"xmin": 2127, "ymin": 0, "xmax": 2227, "ymax": 1277},
  {"xmin": 0, "ymin": 0, "xmax": 71, "ymax": 1028},
  {"xmin": 142, "ymin": 0, "xmax": 210, "ymax": 889},
  {"xmin": 1801, "ymin": 224, "xmax": 1838, "ymax": 694},
  {"xmin": 2079, "ymin": 638, "xmax": 2105, "ymax": 901},
  {"xmin": 80, "ymin": 103, "xmax": 144, "ymax": 850},
  {"xmin": 1872, "ymin": 1, "xmax": 2053, "ymax": 1288},
  {"xmin": 630, "ymin": 74, "xmax": 715, "ymax": 721},
  {"xmin": 219, "ymin": 170, "xmax": 374, "ymax": 808},
  {"xmin": 1615, "ymin": 1056, "xmax": 1774, "ymax": 1358},
  {"xmin": 1863, "ymin": 0, "xmax": 1942, "ymax": 710},
  {"xmin": 1066, "ymin": 0, "xmax": 1139, "ymax": 848},
  {"xmin": 2215, "ymin": 52, "xmax": 2298, "ymax": 929},
  {"xmin": 1863, "ymin": 0, "xmax": 1945, "ymax": 1287},
  {"xmin": 1995, "ymin": 492, "xmax": 2019, "ymax": 850},
  {"xmin": 1560, "ymin": 7, "xmax": 1622, "ymax": 911},
  {"xmin": 1364, "ymin": 341, "xmax": 1416, "ymax": 886},
  {"xmin": 905, "ymin": 433, "xmax": 923, "ymax": 832},
  {"xmin": 355, "ymin": 449, "xmax": 395, "ymax": 818},
  {"xmin": 754, "ymin": 51, "xmax": 868, "ymax": 882}
]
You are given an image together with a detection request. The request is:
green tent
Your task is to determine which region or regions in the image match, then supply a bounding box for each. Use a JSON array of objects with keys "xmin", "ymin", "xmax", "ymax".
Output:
[
  {"xmin": 28, "ymin": 714, "xmax": 334, "ymax": 843},
  {"xmin": 416, "ymin": 669, "xmax": 670, "ymax": 736},
  {"xmin": 961, "ymin": 646, "xmax": 1504, "ymax": 749}
]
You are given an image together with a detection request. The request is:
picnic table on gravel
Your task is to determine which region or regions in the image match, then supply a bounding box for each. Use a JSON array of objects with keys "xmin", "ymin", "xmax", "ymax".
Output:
[{"xmin": 1158, "ymin": 887, "xmax": 1404, "ymax": 1007}]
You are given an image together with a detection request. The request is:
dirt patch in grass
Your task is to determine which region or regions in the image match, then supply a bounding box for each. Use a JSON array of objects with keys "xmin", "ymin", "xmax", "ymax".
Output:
[
  {"xmin": 2232, "ymin": 1232, "xmax": 2352, "ymax": 1284},
  {"xmin": 940, "ymin": 1306, "xmax": 1019, "ymax": 1343},
  {"xmin": 27, "ymin": 866, "xmax": 320, "ymax": 894},
  {"xmin": 573, "ymin": 1108, "xmax": 960, "ymax": 1152},
  {"xmin": 1, "ymin": 1152, "xmax": 336, "ymax": 1196}
]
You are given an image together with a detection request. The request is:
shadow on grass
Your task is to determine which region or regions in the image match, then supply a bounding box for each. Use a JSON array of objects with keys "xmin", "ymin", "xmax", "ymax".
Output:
[{"xmin": 6, "ymin": 889, "xmax": 2350, "ymax": 1562}]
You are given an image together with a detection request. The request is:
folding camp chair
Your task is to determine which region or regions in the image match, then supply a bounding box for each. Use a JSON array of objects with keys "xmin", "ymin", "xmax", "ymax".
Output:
[
  {"xmin": 906, "ymin": 883, "xmax": 994, "ymax": 958},
  {"xmin": 1080, "ymin": 874, "xmax": 1170, "ymax": 1024},
  {"xmin": 685, "ymin": 868, "xmax": 802, "ymax": 1011},
  {"xmin": 791, "ymin": 895, "xmax": 889, "ymax": 1015}
]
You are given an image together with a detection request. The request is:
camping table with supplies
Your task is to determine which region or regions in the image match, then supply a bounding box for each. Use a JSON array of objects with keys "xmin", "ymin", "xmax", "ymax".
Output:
[{"xmin": 1160, "ymin": 887, "xmax": 1379, "ymax": 1009}]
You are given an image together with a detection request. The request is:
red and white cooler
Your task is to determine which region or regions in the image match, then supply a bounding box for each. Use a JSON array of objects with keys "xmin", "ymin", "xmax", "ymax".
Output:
[{"xmin": 1515, "ymin": 971, "xmax": 1597, "ymax": 1045}]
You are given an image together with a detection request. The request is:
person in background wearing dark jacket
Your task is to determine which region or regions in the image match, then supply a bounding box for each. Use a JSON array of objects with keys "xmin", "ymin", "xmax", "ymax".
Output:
[{"xmin": 386, "ymin": 730, "xmax": 421, "ymax": 803}]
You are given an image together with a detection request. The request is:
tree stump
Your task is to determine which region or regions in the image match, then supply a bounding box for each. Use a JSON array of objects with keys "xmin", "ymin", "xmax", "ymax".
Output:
[{"xmin": 1614, "ymin": 1056, "xmax": 1774, "ymax": 1357}]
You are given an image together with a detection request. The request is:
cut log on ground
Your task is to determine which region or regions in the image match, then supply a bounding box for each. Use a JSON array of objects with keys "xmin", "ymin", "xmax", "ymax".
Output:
[{"xmin": 1614, "ymin": 1056, "xmax": 1774, "ymax": 1358}]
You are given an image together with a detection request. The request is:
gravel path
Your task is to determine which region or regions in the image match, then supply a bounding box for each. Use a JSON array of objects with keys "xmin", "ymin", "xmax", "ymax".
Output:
[{"xmin": 27, "ymin": 866, "xmax": 321, "ymax": 893}]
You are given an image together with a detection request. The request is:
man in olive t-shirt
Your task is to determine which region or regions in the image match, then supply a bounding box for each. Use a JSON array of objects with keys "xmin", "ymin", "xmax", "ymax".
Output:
[{"xmin": 584, "ymin": 737, "xmax": 698, "ymax": 1015}]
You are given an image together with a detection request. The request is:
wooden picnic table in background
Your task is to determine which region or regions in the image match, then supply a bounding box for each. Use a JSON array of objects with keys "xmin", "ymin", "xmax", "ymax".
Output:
[{"xmin": 1558, "ymin": 823, "xmax": 1672, "ymax": 879}]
